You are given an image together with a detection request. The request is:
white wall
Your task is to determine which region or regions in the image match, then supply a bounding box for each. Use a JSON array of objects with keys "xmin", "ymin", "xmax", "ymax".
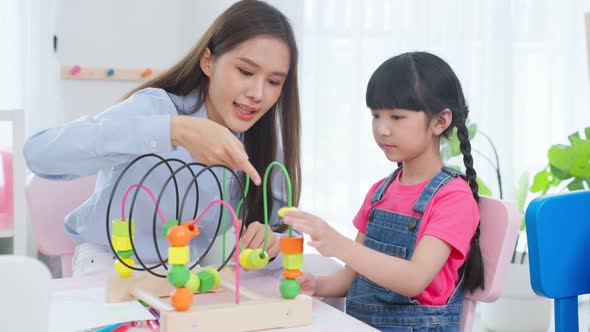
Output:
[{"xmin": 55, "ymin": 0, "xmax": 302, "ymax": 122}]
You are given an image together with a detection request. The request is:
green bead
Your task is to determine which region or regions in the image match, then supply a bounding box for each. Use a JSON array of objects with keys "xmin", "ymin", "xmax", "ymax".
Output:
[
  {"xmin": 185, "ymin": 273, "xmax": 201, "ymax": 293},
  {"xmin": 248, "ymin": 249, "xmax": 269, "ymax": 270},
  {"xmin": 161, "ymin": 219, "xmax": 179, "ymax": 240},
  {"xmin": 279, "ymin": 278, "xmax": 300, "ymax": 299},
  {"xmin": 112, "ymin": 218, "xmax": 135, "ymax": 237},
  {"xmin": 206, "ymin": 267, "xmax": 220, "ymax": 287},
  {"xmin": 117, "ymin": 250, "xmax": 134, "ymax": 258},
  {"xmin": 167, "ymin": 265, "xmax": 190, "ymax": 288},
  {"xmin": 197, "ymin": 270, "xmax": 215, "ymax": 293}
]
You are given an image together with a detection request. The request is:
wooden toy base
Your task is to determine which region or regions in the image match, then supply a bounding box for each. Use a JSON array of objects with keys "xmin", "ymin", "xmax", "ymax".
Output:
[{"xmin": 105, "ymin": 268, "xmax": 312, "ymax": 332}]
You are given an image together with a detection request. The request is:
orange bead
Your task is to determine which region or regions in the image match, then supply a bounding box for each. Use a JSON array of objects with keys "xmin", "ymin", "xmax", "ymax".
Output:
[
  {"xmin": 167, "ymin": 225, "xmax": 191, "ymax": 247},
  {"xmin": 171, "ymin": 287, "xmax": 193, "ymax": 311},
  {"xmin": 181, "ymin": 221, "xmax": 200, "ymax": 238},
  {"xmin": 283, "ymin": 269, "xmax": 303, "ymax": 279},
  {"xmin": 280, "ymin": 236, "xmax": 303, "ymax": 254}
]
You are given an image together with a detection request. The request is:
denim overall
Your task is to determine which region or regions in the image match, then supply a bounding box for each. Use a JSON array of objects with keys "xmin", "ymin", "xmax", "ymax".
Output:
[{"xmin": 346, "ymin": 167, "xmax": 466, "ymax": 332}]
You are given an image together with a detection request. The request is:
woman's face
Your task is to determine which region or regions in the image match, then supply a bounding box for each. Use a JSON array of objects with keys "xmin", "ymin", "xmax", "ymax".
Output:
[{"xmin": 201, "ymin": 35, "xmax": 291, "ymax": 133}]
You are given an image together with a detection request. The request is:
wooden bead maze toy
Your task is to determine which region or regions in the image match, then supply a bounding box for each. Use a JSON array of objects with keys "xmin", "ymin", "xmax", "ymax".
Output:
[{"xmin": 103, "ymin": 154, "xmax": 311, "ymax": 331}]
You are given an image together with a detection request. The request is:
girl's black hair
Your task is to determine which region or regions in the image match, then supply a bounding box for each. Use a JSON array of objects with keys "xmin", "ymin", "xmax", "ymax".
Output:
[{"xmin": 366, "ymin": 52, "xmax": 484, "ymax": 292}]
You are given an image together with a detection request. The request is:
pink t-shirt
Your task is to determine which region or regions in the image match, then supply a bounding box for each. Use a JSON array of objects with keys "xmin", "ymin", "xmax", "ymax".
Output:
[{"xmin": 353, "ymin": 170, "xmax": 479, "ymax": 305}]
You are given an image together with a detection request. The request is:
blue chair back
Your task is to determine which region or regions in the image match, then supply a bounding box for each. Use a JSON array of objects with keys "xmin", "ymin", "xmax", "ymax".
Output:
[{"xmin": 526, "ymin": 190, "xmax": 590, "ymax": 332}]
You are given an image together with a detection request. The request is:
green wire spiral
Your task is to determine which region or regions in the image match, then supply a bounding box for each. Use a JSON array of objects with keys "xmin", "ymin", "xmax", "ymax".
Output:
[{"xmin": 220, "ymin": 162, "xmax": 293, "ymax": 263}]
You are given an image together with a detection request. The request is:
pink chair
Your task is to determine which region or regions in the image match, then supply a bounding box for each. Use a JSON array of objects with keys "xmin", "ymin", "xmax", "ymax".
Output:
[
  {"xmin": 460, "ymin": 196, "xmax": 520, "ymax": 331},
  {"xmin": 25, "ymin": 174, "xmax": 97, "ymax": 277},
  {"xmin": 0, "ymin": 150, "xmax": 13, "ymax": 230}
]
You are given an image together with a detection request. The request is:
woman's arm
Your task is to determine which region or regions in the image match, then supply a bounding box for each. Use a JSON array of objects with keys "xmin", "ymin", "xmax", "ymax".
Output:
[{"xmin": 24, "ymin": 89, "xmax": 175, "ymax": 180}]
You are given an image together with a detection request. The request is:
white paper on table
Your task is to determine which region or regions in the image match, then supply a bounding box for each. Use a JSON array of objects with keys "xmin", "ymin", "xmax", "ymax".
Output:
[{"xmin": 49, "ymin": 287, "xmax": 154, "ymax": 332}]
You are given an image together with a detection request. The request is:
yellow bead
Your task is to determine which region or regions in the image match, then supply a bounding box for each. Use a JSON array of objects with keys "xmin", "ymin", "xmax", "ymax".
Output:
[
  {"xmin": 248, "ymin": 249, "xmax": 269, "ymax": 269},
  {"xmin": 282, "ymin": 253, "xmax": 303, "ymax": 270},
  {"xmin": 114, "ymin": 257, "xmax": 135, "ymax": 278},
  {"xmin": 239, "ymin": 249, "xmax": 253, "ymax": 269},
  {"xmin": 206, "ymin": 267, "xmax": 221, "ymax": 287},
  {"xmin": 112, "ymin": 218, "xmax": 135, "ymax": 237},
  {"xmin": 278, "ymin": 206, "xmax": 298, "ymax": 218},
  {"xmin": 112, "ymin": 235, "xmax": 133, "ymax": 251},
  {"xmin": 168, "ymin": 246, "xmax": 190, "ymax": 265}
]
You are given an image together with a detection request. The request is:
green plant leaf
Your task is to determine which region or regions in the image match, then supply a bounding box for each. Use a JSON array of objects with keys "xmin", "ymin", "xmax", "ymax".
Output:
[
  {"xmin": 449, "ymin": 128, "xmax": 461, "ymax": 157},
  {"xmin": 549, "ymin": 165, "xmax": 571, "ymax": 180},
  {"xmin": 477, "ymin": 177, "xmax": 492, "ymax": 196},
  {"xmin": 567, "ymin": 178, "xmax": 584, "ymax": 191},
  {"xmin": 468, "ymin": 123, "xmax": 477, "ymax": 140},
  {"xmin": 568, "ymin": 136, "xmax": 590, "ymax": 177},
  {"xmin": 568, "ymin": 132, "xmax": 581, "ymax": 144},
  {"xmin": 530, "ymin": 168, "xmax": 553, "ymax": 193},
  {"xmin": 548, "ymin": 144, "xmax": 575, "ymax": 171}
]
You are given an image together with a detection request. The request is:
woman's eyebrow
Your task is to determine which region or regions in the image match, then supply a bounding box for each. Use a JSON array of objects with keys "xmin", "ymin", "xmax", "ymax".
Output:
[{"xmin": 237, "ymin": 57, "xmax": 287, "ymax": 77}]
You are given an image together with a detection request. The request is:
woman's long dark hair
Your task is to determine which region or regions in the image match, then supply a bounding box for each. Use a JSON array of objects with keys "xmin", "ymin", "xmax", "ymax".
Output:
[
  {"xmin": 366, "ymin": 52, "xmax": 484, "ymax": 291},
  {"xmin": 124, "ymin": 0, "xmax": 301, "ymax": 231}
]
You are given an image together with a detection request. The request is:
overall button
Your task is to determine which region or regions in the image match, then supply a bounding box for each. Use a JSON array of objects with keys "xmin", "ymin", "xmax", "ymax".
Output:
[{"xmin": 408, "ymin": 220, "xmax": 417, "ymax": 230}]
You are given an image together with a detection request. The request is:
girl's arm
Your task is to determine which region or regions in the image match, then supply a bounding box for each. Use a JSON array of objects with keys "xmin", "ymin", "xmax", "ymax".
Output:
[
  {"xmin": 311, "ymin": 232, "xmax": 362, "ymax": 297},
  {"xmin": 339, "ymin": 234, "xmax": 451, "ymax": 297},
  {"xmin": 284, "ymin": 210, "xmax": 452, "ymax": 297}
]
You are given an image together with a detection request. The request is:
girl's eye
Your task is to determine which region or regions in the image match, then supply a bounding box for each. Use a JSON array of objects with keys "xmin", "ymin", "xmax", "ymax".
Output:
[
  {"xmin": 238, "ymin": 68, "xmax": 253, "ymax": 76},
  {"xmin": 268, "ymin": 79, "xmax": 281, "ymax": 86},
  {"xmin": 391, "ymin": 115, "xmax": 402, "ymax": 120},
  {"xmin": 371, "ymin": 113, "xmax": 379, "ymax": 119}
]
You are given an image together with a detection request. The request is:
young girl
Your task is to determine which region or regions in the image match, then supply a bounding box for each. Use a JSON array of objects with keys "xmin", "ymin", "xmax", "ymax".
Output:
[
  {"xmin": 24, "ymin": 0, "xmax": 301, "ymax": 277},
  {"xmin": 284, "ymin": 52, "xmax": 483, "ymax": 331}
]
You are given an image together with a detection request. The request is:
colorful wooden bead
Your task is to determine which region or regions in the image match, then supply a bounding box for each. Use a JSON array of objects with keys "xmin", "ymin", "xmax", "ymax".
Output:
[
  {"xmin": 279, "ymin": 278, "xmax": 300, "ymax": 299},
  {"xmin": 114, "ymin": 257, "xmax": 135, "ymax": 278},
  {"xmin": 168, "ymin": 246, "xmax": 190, "ymax": 265},
  {"xmin": 239, "ymin": 248, "xmax": 253, "ymax": 269},
  {"xmin": 181, "ymin": 221, "xmax": 200, "ymax": 238},
  {"xmin": 206, "ymin": 267, "xmax": 220, "ymax": 287},
  {"xmin": 278, "ymin": 206, "xmax": 298, "ymax": 218},
  {"xmin": 112, "ymin": 235, "xmax": 133, "ymax": 251},
  {"xmin": 117, "ymin": 250, "xmax": 134, "ymax": 258},
  {"xmin": 167, "ymin": 265, "xmax": 190, "ymax": 288},
  {"xmin": 112, "ymin": 218, "xmax": 135, "ymax": 237},
  {"xmin": 167, "ymin": 225, "xmax": 191, "ymax": 247},
  {"xmin": 248, "ymin": 248, "xmax": 269, "ymax": 269},
  {"xmin": 280, "ymin": 236, "xmax": 303, "ymax": 254},
  {"xmin": 171, "ymin": 287, "xmax": 193, "ymax": 311},
  {"xmin": 283, "ymin": 269, "xmax": 303, "ymax": 279},
  {"xmin": 282, "ymin": 253, "xmax": 303, "ymax": 270},
  {"xmin": 162, "ymin": 219, "xmax": 179, "ymax": 240},
  {"xmin": 196, "ymin": 270, "xmax": 215, "ymax": 293},
  {"xmin": 185, "ymin": 273, "xmax": 201, "ymax": 293}
]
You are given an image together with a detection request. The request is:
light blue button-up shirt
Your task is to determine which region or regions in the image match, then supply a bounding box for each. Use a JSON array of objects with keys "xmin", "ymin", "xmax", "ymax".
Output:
[{"xmin": 24, "ymin": 88, "xmax": 289, "ymax": 265}]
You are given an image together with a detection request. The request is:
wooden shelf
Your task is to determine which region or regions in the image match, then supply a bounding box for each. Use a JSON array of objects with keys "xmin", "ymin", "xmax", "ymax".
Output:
[{"xmin": 61, "ymin": 66, "xmax": 163, "ymax": 82}]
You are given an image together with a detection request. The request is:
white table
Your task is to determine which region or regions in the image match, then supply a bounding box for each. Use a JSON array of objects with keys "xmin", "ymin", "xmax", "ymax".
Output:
[{"xmin": 50, "ymin": 269, "xmax": 378, "ymax": 332}]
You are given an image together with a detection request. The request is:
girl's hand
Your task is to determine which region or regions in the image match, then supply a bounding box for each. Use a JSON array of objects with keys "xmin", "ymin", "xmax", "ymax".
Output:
[
  {"xmin": 297, "ymin": 272, "xmax": 317, "ymax": 296},
  {"xmin": 171, "ymin": 116, "xmax": 261, "ymax": 185},
  {"xmin": 283, "ymin": 210, "xmax": 347, "ymax": 257},
  {"xmin": 240, "ymin": 221, "xmax": 280, "ymax": 259}
]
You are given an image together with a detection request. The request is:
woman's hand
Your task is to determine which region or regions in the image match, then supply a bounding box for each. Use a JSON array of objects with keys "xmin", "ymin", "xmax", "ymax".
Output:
[
  {"xmin": 297, "ymin": 273, "xmax": 317, "ymax": 296},
  {"xmin": 171, "ymin": 116, "xmax": 261, "ymax": 185},
  {"xmin": 283, "ymin": 210, "xmax": 348, "ymax": 257},
  {"xmin": 240, "ymin": 221, "xmax": 280, "ymax": 259}
]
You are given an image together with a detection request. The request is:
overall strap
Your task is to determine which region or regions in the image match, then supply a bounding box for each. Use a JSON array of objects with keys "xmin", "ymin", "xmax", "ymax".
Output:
[{"xmin": 412, "ymin": 166, "xmax": 465, "ymax": 214}]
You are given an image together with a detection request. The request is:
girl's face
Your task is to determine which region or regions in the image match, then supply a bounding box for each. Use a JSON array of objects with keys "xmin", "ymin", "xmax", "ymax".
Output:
[
  {"xmin": 371, "ymin": 109, "xmax": 443, "ymax": 163},
  {"xmin": 201, "ymin": 35, "xmax": 290, "ymax": 133}
]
